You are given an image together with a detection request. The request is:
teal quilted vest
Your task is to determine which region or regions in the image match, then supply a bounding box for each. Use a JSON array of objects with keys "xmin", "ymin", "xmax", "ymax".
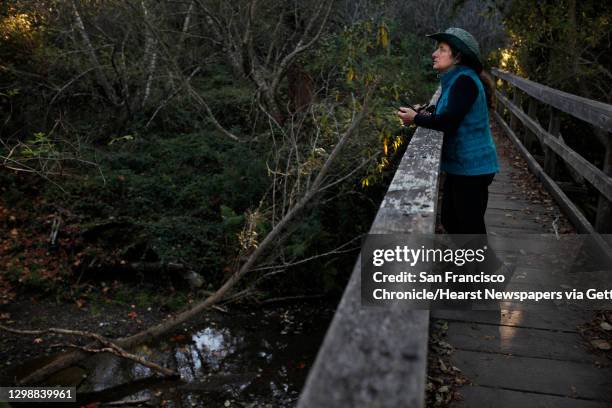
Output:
[{"xmin": 436, "ymin": 65, "xmax": 499, "ymax": 175}]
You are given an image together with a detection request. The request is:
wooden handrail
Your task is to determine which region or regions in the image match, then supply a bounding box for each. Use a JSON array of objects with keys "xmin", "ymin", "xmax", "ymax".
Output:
[
  {"xmin": 492, "ymin": 68, "xmax": 612, "ymax": 133},
  {"xmin": 493, "ymin": 69, "xmax": 612, "ymax": 257},
  {"xmin": 296, "ymin": 89, "xmax": 443, "ymax": 408},
  {"xmin": 496, "ymin": 91, "xmax": 612, "ymax": 202}
]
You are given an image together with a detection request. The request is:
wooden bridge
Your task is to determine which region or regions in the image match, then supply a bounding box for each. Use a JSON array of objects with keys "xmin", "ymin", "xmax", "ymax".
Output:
[{"xmin": 296, "ymin": 70, "xmax": 612, "ymax": 407}]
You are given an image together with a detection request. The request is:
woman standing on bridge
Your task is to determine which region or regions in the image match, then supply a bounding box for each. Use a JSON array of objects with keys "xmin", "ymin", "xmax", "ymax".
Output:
[{"xmin": 398, "ymin": 27, "xmax": 499, "ymax": 235}]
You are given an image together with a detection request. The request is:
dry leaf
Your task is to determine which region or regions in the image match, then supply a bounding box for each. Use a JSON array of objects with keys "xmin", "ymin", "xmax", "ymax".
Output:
[
  {"xmin": 170, "ymin": 334, "xmax": 186, "ymax": 342},
  {"xmin": 570, "ymin": 385, "xmax": 577, "ymax": 398},
  {"xmin": 438, "ymin": 341, "xmax": 452, "ymax": 349},
  {"xmin": 591, "ymin": 339, "xmax": 611, "ymax": 350},
  {"xmin": 600, "ymin": 322, "xmax": 612, "ymax": 331}
]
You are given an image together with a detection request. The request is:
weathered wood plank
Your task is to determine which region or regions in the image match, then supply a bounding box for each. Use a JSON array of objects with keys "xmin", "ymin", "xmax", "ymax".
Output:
[
  {"xmin": 487, "ymin": 200, "xmax": 539, "ymax": 211},
  {"xmin": 432, "ymin": 309, "xmax": 590, "ymax": 332},
  {"xmin": 445, "ymin": 321, "xmax": 600, "ymax": 364},
  {"xmin": 492, "ymin": 68, "xmax": 612, "ymax": 133},
  {"xmin": 595, "ymin": 132, "xmax": 612, "ymax": 233},
  {"xmin": 449, "ymin": 349, "xmax": 612, "ymax": 402},
  {"xmin": 510, "ymin": 88, "xmax": 522, "ymax": 131},
  {"xmin": 484, "ymin": 213, "xmax": 547, "ymax": 230},
  {"xmin": 487, "ymin": 205, "xmax": 553, "ymax": 216},
  {"xmin": 488, "ymin": 226, "xmax": 558, "ymax": 237},
  {"xmin": 296, "ymin": 258, "xmax": 430, "ymax": 408},
  {"xmin": 487, "ymin": 191, "xmax": 540, "ymax": 201},
  {"xmin": 486, "ymin": 209, "xmax": 554, "ymax": 224},
  {"xmin": 487, "ymin": 189, "xmax": 537, "ymax": 198},
  {"xmin": 488, "ymin": 183, "xmax": 519, "ymax": 194},
  {"xmin": 484, "ymin": 236, "xmax": 572, "ymax": 258},
  {"xmin": 497, "ymin": 91, "xmax": 612, "ymax": 203},
  {"xmin": 496, "ymin": 265, "xmax": 566, "ymax": 286},
  {"xmin": 451, "ymin": 386, "xmax": 610, "ymax": 408},
  {"xmin": 544, "ymin": 109, "xmax": 561, "ymax": 178}
]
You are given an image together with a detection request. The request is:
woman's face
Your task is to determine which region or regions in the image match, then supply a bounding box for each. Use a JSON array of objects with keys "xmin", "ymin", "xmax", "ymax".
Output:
[{"xmin": 432, "ymin": 42, "xmax": 455, "ymax": 72}]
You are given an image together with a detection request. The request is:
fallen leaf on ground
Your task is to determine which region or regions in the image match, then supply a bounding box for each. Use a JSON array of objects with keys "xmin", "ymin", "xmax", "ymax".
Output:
[
  {"xmin": 591, "ymin": 339, "xmax": 611, "ymax": 350},
  {"xmin": 170, "ymin": 334, "xmax": 186, "ymax": 342},
  {"xmin": 570, "ymin": 385, "xmax": 578, "ymax": 398}
]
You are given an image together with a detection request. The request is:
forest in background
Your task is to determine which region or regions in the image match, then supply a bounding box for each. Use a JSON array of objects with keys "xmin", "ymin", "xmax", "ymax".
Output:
[{"xmin": 0, "ymin": 0, "xmax": 610, "ymax": 307}]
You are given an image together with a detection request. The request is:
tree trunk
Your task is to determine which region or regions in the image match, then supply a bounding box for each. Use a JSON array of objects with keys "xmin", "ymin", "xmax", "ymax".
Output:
[{"xmin": 71, "ymin": 1, "xmax": 119, "ymax": 106}]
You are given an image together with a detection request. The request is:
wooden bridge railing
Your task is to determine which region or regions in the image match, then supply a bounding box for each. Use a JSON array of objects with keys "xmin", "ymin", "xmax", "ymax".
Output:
[
  {"xmin": 296, "ymin": 89, "xmax": 443, "ymax": 408},
  {"xmin": 492, "ymin": 68, "xmax": 612, "ymax": 255}
]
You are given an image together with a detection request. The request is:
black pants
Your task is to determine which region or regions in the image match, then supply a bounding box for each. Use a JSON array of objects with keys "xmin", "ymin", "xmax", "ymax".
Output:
[
  {"xmin": 440, "ymin": 173, "xmax": 502, "ymax": 303},
  {"xmin": 441, "ymin": 173, "xmax": 495, "ymax": 234}
]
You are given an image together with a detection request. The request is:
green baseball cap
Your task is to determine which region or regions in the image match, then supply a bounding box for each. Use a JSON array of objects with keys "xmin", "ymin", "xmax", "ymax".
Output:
[{"xmin": 427, "ymin": 27, "xmax": 483, "ymax": 72}]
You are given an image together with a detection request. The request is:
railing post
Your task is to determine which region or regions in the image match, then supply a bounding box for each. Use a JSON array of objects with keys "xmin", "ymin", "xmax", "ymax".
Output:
[
  {"xmin": 595, "ymin": 130, "xmax": 612, "ymax": 233},
  {"xmin": 495, "ymin": 81, "xmax": 500, "ymax": 115},
  {"xmin": 510, "ymin": 87, "xmax": 521, "ymax": 134},
  {"xmin": 544, "ymin": 108, "xmax": 561, "ymax": 179},
  {"xmin": 497, "ymin": 81, "xmax": 510, "ymax": 117},
  {"xmin": 526, "ymin": 98, "xmax": 539, "ymax": 152}
]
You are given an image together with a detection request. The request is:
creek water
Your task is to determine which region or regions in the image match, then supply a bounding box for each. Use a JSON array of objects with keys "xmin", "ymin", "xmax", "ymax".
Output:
[{"xmin": 6, "ymin": 300, "xmax": 336, "ymax": 407}]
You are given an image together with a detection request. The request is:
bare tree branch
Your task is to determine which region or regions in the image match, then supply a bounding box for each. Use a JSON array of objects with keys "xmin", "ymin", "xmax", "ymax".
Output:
[
  {"xmin": 0, "ymin": 324, "xmax": 178, "ymax": 378},
  {"xmin": 134, "ymin": 2, "xmax": 242, "ymax": 140},
  {"xmin": 71, "ymin": 0, "xmax": 119, "ymax": 105}
]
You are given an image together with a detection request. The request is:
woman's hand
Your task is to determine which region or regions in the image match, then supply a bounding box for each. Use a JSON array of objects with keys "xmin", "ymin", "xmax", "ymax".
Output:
[{"xmin": 397, "ymin": 106, "xmax": 418, "ymax": 125}]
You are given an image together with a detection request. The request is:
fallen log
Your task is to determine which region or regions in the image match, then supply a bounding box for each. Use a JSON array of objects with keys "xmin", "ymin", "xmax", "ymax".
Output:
[{"xmin": 0, "ymin": 325, "xmax": 178, "ymax": 378}]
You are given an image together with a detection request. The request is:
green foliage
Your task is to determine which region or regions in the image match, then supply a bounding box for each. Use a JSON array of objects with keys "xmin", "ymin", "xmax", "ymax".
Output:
[
  {"xmin": 20, "ymin": 132, "xmax": 57, "ymax": 159},
  {"xmin": 501, "ymin": 0, "xmax": 612, "ymax": 102},
  {"xmin": 306, "ymin": 21, "xmax": 435, "ymax": 188},
  {"xmin": 1, "ymin": 1, "xmax": 446, "ymax": 298},
  {"xmin": 108, "ymin": 135, "xmax": 135, "ymax": 145},
  {"xmin": 43, "ymin": 131, "xmax": 269, "ymax": 280},
  {"xmin": 0, "ymin": 9, "xmax": 44, "ymax": 65}
]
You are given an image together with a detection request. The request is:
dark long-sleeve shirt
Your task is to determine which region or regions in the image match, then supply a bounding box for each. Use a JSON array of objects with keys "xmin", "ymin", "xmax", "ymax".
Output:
[{"xmin": 414, "ymin": 75, "xmax": 478, "ymax": 134}]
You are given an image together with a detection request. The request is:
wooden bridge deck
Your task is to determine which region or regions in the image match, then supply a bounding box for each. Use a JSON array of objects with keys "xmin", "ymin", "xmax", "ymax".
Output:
[{"xmin": 432, "ymin": 123, "xmax": 612, "ymax": 408}]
